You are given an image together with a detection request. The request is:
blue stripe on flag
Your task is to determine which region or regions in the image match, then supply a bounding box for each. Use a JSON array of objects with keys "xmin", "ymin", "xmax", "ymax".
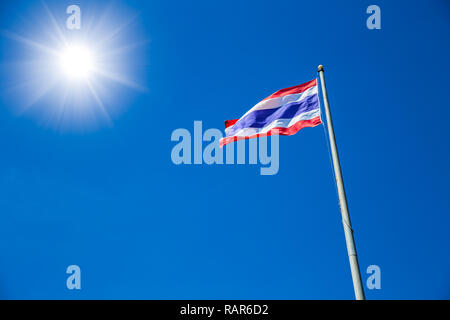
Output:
[{"xmin": 226, "ymin": 94, "xmax": 319, "ymax": 136}]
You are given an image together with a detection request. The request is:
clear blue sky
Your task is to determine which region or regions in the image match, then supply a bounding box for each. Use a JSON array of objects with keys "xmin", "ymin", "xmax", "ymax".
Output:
[{"xmin": 0, "ymin": 0, "xmax": 449, "ymax": 299}]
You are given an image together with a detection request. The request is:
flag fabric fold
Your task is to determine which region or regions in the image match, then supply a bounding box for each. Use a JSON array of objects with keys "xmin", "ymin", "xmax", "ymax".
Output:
[{"xmin": 220, "ymin": 79, "xmax": 322, "ymax": 147}]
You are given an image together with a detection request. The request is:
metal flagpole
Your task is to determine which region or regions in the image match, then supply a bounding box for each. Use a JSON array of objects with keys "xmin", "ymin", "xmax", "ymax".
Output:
[{"xmin": 317, "ymin": 65, "xmax": 366, "ymax": 300}]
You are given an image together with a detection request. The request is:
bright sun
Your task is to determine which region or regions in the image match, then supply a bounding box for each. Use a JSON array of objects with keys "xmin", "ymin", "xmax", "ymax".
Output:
[
  {"xmin": 59, "ymin": 45, "xmax": 95, "ymax": 79},
  {"xmin": 4, "ymin": 2, "xmax": 146, "ymax": 129}
]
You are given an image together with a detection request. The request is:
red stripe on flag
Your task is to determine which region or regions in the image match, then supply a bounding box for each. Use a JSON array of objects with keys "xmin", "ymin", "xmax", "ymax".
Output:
[
  {"xmin": 225, "ymin": 119, "xmax": 239, "ymax": 129},
  {"xmin": 219, "ymin": 116, "xmax": 322, "ymax": 147},
  {"xmin": 262, "ymin": 79, "xmax": 317, "ymax": 101}
]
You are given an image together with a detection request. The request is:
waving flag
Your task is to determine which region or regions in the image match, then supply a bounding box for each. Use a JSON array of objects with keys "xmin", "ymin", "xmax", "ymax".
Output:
[{"xmin": 220, "ymin": 79, "xmax": 322, "ymax": 147}]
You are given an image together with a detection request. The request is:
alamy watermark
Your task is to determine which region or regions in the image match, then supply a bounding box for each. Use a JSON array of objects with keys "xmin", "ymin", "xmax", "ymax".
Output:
[
  {"xmin": 66, "ymin": 5, "xmax": 81, "ymax": 30},
  {"xmin": 366, "ymin": 5, "xmax": 381, "ymax": 30},
  {"xmin": 66, "ymin": 265, "xmax": 81, "ymax": 290},
  {"xmin": 366, "ymin": 264, "xmax": 381, "ymax": 290},
  {"xmin": 170, "ymin": 121, "xmax": 280, "ymax": 175}
]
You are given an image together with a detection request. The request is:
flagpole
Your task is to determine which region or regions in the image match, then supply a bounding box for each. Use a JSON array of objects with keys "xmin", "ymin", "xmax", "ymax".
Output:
[{"xmin": 318, "ymin": 65, "xmax": 366, "ymax": 300}]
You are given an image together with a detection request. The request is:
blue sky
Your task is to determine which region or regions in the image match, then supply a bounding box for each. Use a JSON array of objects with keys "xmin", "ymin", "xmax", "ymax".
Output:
[{"xmin": 0, "ymin": 0, "xmax": 449, "ymax": 299}]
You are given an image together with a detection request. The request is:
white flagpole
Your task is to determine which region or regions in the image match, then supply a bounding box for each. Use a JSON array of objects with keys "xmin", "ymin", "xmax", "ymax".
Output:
[{"xmin": 318, "ymin": 65, "xmax": 366, "ymax": 300}]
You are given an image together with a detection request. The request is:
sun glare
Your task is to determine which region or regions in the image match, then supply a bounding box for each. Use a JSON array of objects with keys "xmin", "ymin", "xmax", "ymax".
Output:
[
  {"xmin": 59, "ymin": 45, "xmax": 94, "ymax": 79},
  {"xmin": 3, "ymin": 2, "xmax": 146, "ymax": 129}
]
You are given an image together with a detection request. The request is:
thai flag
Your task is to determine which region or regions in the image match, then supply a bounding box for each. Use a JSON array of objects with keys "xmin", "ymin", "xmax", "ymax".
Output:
[{"xmin": 220, "ymin": 79, "xmax": 322, "ymax": 147}]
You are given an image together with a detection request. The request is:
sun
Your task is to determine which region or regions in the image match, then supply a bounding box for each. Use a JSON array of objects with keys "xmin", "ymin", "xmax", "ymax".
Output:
[
  {"xmin": 2, "ymin": 2, "xmax": 147, "ymax": 129},
  {"xmin": 59, "ymin": 44, "xmax": 95, "ymax": 79}
]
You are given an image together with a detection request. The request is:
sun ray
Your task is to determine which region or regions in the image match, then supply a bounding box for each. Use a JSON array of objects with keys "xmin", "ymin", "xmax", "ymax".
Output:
[
  {"xmin": 1, "ymin": 1, "xmax": 146, "ymax": 130},
  {"xmin": 85, "ymin": 79, "xmax": 113, "ymax": 125},
  {"xmin": 96, "ymin": 11, "xmax": 142, "ymax": 47},
  {"xmin": 41, "ymin": 1, "xmax": 68, "ymax": 47},
  {"xmin": 92, "ymin": 68, "xmax": 147, "ymax": 92},
  {"xmin": 1, "ymin": 30, "xmax": 59, "ymax": 56},
  {"xmin": 21, "ymin": 78, "xmax": 60, "ymax": 111},
  {"xmin": 98, "ymin": 39, "xmax": 150, "ymax": 58}
]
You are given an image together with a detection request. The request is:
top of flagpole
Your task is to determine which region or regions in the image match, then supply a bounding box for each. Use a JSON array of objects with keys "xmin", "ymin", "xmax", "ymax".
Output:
[{"xmin": 318, "ymin": 65, "xmax": 324, "ymax": 72}]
